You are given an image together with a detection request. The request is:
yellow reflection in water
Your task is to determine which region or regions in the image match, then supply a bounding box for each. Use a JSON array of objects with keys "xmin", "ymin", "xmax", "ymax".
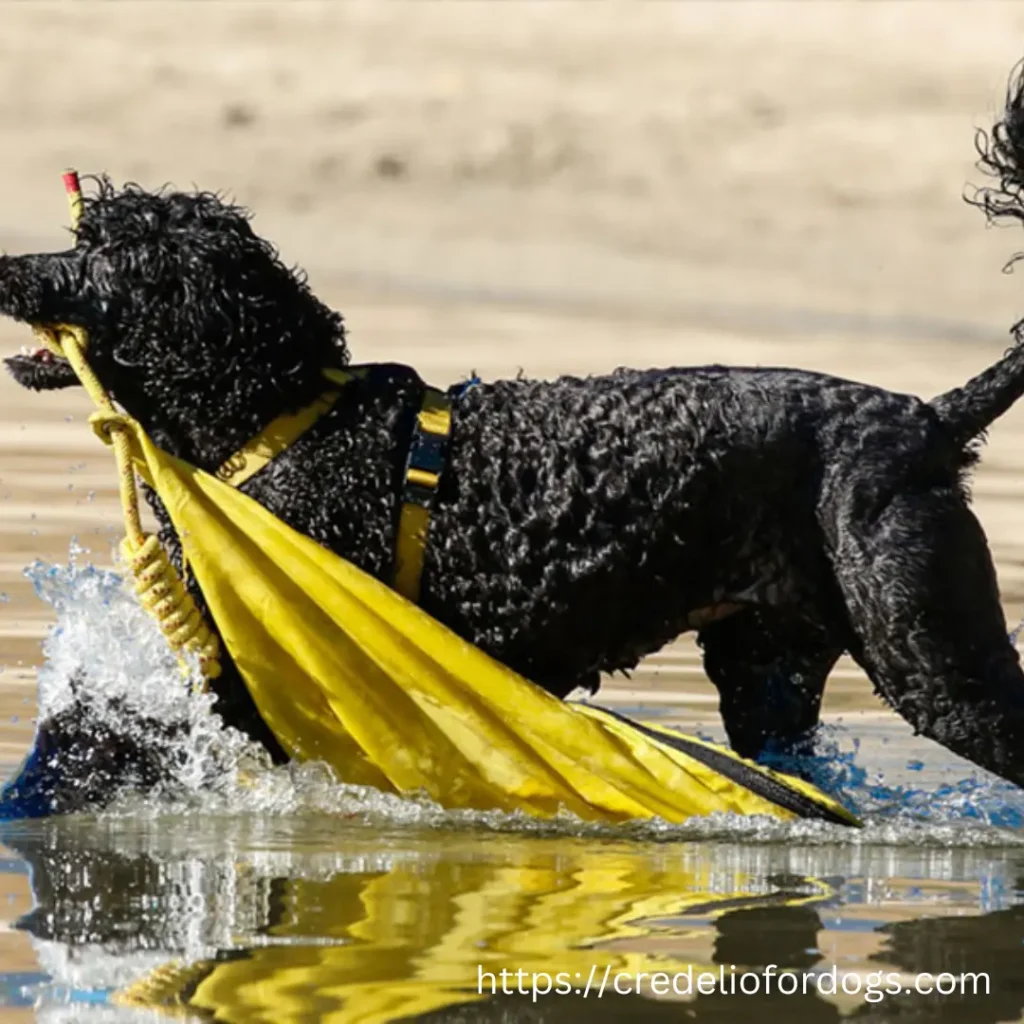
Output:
[{"xmin": 112, "ymin": 837, "xmax": 830, "ymax": 1023}]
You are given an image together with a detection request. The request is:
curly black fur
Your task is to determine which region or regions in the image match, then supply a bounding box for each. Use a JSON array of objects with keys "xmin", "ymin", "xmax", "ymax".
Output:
[
  {"xmin": 7, "ymin": 109, "xmax": 1024, "ymax": 811},
  {"xmin": 970, "ymin": 60, "xmax": 1024, "ymax": 250}
]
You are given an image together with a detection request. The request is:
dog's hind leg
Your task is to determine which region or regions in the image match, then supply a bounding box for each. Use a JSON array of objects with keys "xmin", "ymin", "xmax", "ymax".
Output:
[
  {"xmin": 830, "ymin": 484, "xmax": 1024, "ymax": 787},
  {"xmin": 698, "ymin": 608, "xmax": 843, "ymax": 761}
]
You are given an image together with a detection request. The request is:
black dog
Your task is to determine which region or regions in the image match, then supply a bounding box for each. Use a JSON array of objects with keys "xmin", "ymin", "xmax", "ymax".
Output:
[{"xmin": 6, "ymin": 71, "xmax": 1024, "ymax": 811}]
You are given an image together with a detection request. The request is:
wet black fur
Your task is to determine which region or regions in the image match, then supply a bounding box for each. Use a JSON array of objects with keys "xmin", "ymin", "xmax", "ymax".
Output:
[
  {"xmin": 0, "ymin": 686, "xmax": 186, "ymax": 816},
  {"xmin": 9, "ymin": 66, "xmax": 1024, "ymax": 808}
]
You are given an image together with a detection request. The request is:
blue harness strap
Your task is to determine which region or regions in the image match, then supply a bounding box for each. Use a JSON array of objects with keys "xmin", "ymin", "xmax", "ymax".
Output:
[{"xmin": 393, "ymin": 374, "xmax": 477, "ymax": 603}]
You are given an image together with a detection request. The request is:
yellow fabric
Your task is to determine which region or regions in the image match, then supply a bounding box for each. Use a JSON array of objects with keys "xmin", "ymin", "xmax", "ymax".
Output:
[
  {"xmin": 208, "ymin": 361, "xmax": 443, "ymax": 604},
  {"xmin": 212, "ymin": 367, "xmax": 365, "ymax": 489},
  {"xmin": 322, "ymin": 367, "xmax": 354, "ymax": 389},
  {"xmin": 417, "ymin": 396, "xmax": 451, "ymax": 438},
  {"xmin": 405, "ymin": 467, "xmax": 439, "ymax": 489}
]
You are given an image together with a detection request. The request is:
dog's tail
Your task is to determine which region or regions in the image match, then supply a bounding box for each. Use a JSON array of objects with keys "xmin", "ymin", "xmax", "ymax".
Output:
[
  {"xmin": 929, "ymin": 332, "xmax": 1024, "ymax": 446},
  {"xmin": 931, "ymin": 60, "xmax": 1024, "ymax": 446}
]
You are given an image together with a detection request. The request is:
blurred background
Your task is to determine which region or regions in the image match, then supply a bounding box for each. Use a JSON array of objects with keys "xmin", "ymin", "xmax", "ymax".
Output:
[{"xmin": 4, "ymin": 0, "xmax": 1024, "ymax": 747}]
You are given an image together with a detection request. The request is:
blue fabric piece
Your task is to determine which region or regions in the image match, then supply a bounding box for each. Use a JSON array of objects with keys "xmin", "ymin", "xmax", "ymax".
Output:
[{"xmin": 448, "ymin": 374, "xmax": 481, "ymax": 399}]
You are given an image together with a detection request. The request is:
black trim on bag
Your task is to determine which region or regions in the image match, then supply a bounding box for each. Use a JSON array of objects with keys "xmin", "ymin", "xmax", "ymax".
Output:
[{"xmin": 586, "ymin": 706, "xmax": 857, "ymax": 827}]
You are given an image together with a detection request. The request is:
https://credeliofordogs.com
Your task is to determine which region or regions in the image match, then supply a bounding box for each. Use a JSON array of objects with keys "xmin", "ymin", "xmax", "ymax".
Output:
[{"xmin": 477, "ymin": 964, "xmax": 990, "ymax": 1003}]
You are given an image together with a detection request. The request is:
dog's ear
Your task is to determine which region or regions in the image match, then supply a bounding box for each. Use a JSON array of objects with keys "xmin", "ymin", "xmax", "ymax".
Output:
[{"xmin": 0, "ymin": 251, "xmax": 90, "ymax": 327}]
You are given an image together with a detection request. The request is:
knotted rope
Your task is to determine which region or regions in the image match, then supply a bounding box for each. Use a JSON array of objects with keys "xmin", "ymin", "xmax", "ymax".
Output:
[{"xmin": 40, "ymin": 171, "xmax": 221, "ymax": 680}]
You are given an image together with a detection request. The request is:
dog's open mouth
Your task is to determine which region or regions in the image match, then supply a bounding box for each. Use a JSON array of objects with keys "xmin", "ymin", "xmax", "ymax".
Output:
[{"xmin": 4, "ymin": 340, "xmax": 79, "ymax": 391}]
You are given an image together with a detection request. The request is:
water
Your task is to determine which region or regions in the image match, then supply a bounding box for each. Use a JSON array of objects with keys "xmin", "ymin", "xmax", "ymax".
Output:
[
  {"xmin": 2, "ymin": 818, "xmax": 1023, "ymax": 1022},
  {"xmin": 1, "ymin": 558, "xmax": 1024, "ymax": 1022}
]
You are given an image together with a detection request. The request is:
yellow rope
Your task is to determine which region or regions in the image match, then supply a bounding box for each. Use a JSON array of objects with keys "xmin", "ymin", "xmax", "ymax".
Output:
[{"xmin": 44, "ymin": 172, "xmax": 221, "ymax": 681}]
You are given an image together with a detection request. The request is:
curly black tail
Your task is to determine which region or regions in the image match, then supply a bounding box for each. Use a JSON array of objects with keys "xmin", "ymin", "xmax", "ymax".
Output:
[{"xmin": 932, "ymin": 60, "xmax": 1024, "ymax": 446}]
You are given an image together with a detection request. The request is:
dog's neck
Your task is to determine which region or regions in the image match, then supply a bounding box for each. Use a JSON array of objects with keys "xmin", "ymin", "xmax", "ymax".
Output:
[{"xmin": 112, "ymin": 365, "xmax": 329, "ymax": 473}]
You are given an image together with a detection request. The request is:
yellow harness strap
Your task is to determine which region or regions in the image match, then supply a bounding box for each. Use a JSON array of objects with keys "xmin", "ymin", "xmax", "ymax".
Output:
[
  {"xmin": 215, "ymin": 367, "xmax": 452, "ymax": 605},
  {"xmin": 213, "ymin": 368, "xmax": 361, "ymax": 488}
]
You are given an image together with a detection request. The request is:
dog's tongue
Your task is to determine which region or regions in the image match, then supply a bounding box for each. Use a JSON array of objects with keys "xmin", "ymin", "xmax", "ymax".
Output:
[{"xmin": 18, "ymin": 345, "xmax": 55, "ymax": 363}]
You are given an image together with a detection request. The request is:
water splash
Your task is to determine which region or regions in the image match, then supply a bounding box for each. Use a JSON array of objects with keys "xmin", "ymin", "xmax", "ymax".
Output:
[
  {"xmin": 24, "ymin": 550, "xmax": 268, "ymax": 807},
  {"xmin": 758, "ymin": 721, "xmax": 1024, "ymax": 834},
  {"xmin": 5, "ymin": 551, "xmax": 1024, "ymax": 845}
]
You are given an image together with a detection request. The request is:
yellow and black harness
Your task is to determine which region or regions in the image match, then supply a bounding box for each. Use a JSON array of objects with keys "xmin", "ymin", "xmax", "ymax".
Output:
[{"xmin": 212, "ymin": 365, "xmax": 458, "ymax": 605}]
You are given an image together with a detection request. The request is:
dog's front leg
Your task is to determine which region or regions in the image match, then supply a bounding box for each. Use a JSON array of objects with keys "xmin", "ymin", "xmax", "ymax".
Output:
[{"xmin": 698, "ymin": 608, "xmax": 843, "ymax": 763}]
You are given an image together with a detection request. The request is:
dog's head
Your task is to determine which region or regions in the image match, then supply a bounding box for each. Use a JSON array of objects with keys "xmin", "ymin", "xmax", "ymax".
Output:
[{"xmin": 0, "ymin": 177, "xmax": 348, "ymax": 467}]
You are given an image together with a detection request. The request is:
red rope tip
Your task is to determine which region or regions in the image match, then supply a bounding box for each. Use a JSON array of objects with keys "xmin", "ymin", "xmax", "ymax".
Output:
[{"xmin": 62, "ymin": 170, "xmax": 81, "ymax": 195}]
